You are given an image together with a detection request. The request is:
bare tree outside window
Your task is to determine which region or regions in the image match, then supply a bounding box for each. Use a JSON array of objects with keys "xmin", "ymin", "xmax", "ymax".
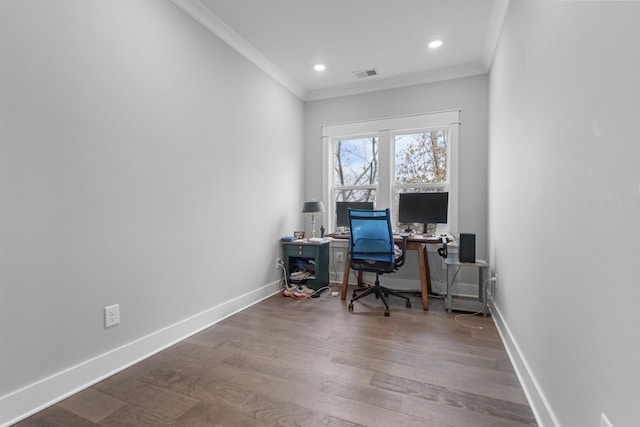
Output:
[
  {"xmin": 395, "ymin": 131, "xmax": 447, "ymax": 186},
  {"xmin": 331, "ymin": 131, "xmax": 448, "ymax": 230},
  {"xmin": 394, "ymin": 130, "xmax": 449, "ymax": 231},
  {"xmin": 333, "ymin": 137, "xmax": 378, "ymax": 202}
]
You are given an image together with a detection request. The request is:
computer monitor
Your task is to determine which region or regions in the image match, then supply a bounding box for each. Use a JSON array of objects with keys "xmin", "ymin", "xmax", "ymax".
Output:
[
  {"xmin": 398, "ymin": 192, "xmax": 448, "ymax": 233},
  {"xmin": 336, "ymin": 201, "xmax": 374, "ymax": 229}
]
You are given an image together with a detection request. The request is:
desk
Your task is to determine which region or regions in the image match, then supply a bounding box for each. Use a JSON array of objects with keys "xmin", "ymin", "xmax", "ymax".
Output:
[{"xmin": 334, "ymin": 234, "xmax": 446, "ymax": 310}]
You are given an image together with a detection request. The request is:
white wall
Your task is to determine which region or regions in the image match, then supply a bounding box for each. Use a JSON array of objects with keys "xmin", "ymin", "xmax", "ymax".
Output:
[
  {"xmin": 304, "ymin": 75, "xmax": 489, "ymax": 290},
  {"xmin": 489, "ymin": 1, "xmax": 640, "ymax": 426},
  {"xmin": 0, "ymin": 1, "xmax": 303, "ymax": 423}
]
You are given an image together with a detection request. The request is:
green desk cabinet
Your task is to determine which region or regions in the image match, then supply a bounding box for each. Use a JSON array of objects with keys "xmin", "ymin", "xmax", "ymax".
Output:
[{"xmin": 281, "ymin": 240, "xmax": 330, "ymax": 290}]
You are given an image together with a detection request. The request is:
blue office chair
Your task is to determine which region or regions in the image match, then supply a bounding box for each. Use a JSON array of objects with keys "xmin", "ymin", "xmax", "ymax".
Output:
[{"xmin": 347, "ymin": 208, "xmax": 410, "ymax": 317}]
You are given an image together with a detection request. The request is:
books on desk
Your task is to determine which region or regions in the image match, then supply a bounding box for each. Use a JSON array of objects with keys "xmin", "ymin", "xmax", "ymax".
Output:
[{"xmin": 281, "ymin": 236, "xmax": 327, "ymax": 243}]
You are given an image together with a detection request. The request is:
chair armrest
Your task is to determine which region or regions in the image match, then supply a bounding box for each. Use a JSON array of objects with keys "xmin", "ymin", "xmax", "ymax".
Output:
[{"xmin": 395, "ymin": 233, "xmax": 410, "ymax": 268}]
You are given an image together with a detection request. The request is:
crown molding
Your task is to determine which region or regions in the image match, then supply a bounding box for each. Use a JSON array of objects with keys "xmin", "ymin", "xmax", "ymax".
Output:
[
  {"xmin": 171, "ymin": 0, "xmax": 506, "ymax": 103},
  {"xmin": 170, "ymin": 0, "xmax": 307, "ymax": 100},
  {"xmin": 305, "ymin": 62, "xmax": 488, "ymax": 102}
]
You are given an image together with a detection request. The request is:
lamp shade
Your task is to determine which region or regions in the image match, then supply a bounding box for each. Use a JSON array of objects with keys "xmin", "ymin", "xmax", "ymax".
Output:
[{"xmin": 302, "ymin": 200, "xmax": 326, "ymax": 213}]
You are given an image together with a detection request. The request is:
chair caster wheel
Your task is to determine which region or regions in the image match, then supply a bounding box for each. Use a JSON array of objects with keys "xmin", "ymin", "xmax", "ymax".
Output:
[
  {"xmin": 384, "ymin": 311, "xmax": 390, "ymax": 317},
  {"xmin": 406, "ymin": 301, "xmax": 411, "ymax": 308},
  {"xmin": 348, "ymin": 303, "xmax": 354, "ymax": 311}
]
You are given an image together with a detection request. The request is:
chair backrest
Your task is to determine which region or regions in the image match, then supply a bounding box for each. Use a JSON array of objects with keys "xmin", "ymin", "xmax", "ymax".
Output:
[{"xmin": 348, "ymin": 208, "xmax": 395, "ymax": 265}]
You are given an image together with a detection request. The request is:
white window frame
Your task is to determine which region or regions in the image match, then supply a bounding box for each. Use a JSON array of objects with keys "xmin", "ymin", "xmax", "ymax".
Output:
[{"xmin": 321, "ymin": 110, "xmax": 460, "ymax": 235}]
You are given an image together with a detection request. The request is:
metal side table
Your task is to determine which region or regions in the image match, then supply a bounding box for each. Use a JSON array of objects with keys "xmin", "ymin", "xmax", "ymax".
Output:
[{"xmin": 445, "ymin": 258, "xmax": 490, "ymax": 314}]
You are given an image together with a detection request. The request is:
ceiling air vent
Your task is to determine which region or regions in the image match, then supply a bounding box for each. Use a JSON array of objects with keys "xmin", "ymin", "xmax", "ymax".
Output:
[{"xmin": 353, "ymin": 68, "xmax": 378, "ymax": 79}]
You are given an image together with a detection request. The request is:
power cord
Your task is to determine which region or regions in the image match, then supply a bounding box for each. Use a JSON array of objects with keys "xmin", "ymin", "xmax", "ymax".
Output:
[
  {"xmin": 453, "ymin": 276, "xmax": 495, "ymax": 329},
  {"xmin": 277, "ymin": 260, "xmax": 335, "ymax": 301}
]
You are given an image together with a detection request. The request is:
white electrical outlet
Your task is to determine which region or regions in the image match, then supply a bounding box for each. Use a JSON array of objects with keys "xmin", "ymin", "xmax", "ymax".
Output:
[
  {"xmin": 104, "ymin": 304, "xmax": 120, "ymax": 328},
  {"xmin": 276, "ymin": 257, "xmax": 281, "ymax": 269},
  {"xmin": 336, "ymin": 252, "xmax": 344, "ymax": 262}
]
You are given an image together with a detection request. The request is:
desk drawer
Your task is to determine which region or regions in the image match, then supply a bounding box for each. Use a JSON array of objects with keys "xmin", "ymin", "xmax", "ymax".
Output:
[{"xmin": 284, "ymin": 244, "xmax": 316, "ymax": 257}]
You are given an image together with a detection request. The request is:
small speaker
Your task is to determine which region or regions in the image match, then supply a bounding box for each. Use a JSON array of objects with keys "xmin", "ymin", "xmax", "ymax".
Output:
[{"xmin": 459, "ymin": 233, "xmax": 476, "ymax": 263}]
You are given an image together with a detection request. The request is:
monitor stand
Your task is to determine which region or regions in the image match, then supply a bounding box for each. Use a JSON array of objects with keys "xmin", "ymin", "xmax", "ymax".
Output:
[{"xmin": 423, "ymin": 223, "xmax": 437, "ymax": 237}]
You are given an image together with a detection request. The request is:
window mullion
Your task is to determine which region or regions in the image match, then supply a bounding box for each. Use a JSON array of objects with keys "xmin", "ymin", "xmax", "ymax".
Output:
[{"xmin": 378, "ymin": 130, "xmax": 392, "ymax": 214}]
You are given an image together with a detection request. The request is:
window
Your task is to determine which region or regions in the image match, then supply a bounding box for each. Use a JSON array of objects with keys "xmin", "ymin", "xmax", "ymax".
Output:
[
  {"xmin": 333, "ymin": 136, "xmax": 378, "ymax": 204},
  {"xmin": 394, "ymin": 130, "xmax": 449, "ymax": 233},
  {"xmin": 322, "ymin": 111, "xmax": 459, "ymax": 234},
  {"xmin": 394, "ymin": 130, "xmax": 447, "ymax": 188}
]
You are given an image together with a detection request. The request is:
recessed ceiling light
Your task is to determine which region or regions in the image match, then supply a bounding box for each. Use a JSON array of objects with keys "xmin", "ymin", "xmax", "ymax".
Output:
[
  {"xmin": 428, "ymin": 40, "xmax": 443, "ymax": 49},
  {"xmin": 314, "ymin": 64, "xmax": 326, "ymax": 71}
]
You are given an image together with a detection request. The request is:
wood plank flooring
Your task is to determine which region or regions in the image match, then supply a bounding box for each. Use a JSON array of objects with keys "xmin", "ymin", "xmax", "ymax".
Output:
[{"xmin": 15, "ymin": 288, "xmax": 536, "ymax": 426}]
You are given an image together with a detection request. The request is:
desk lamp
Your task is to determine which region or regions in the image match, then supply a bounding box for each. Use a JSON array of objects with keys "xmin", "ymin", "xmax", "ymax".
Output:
[{"xmin": 302, "ymin": 200, "xmax": 325, "ymax": 238}]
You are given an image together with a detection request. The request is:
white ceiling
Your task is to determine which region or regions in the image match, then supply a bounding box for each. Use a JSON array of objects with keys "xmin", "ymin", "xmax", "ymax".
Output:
[{"xmin": 171, "ymin": 0, "xmax": 509, "ymax": 101}]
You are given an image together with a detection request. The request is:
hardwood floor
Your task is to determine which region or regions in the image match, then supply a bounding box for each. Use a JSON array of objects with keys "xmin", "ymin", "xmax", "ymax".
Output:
[{"xmin": 15, "ymin": 288, "xmax": 536, "ymax": 426}]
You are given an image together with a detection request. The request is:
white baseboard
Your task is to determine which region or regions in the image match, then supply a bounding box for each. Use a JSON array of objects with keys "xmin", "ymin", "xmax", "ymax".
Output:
[
  {"xmin": 0, "ymin": 281, "xmax": 280, "ymax": 427},
  {"xmin": 488, "ymin": 296, "xmax": 560, "ymax": 427}
]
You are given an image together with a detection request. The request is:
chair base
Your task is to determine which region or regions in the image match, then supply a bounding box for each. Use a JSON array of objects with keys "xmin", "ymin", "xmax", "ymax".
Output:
[{"xmin": 348, "ymin": 276, "xmax": 411, "ymax": 317}]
